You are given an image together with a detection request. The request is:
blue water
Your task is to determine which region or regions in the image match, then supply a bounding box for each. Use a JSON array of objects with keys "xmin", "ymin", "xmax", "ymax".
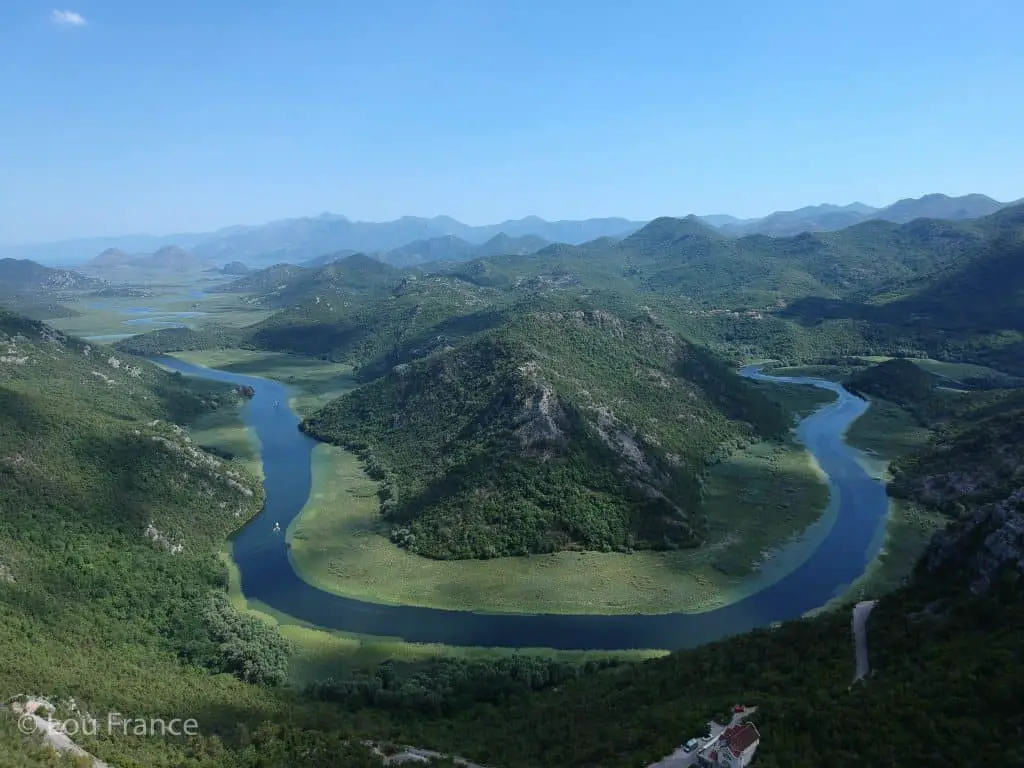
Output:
[
  {"xmin": 158, "ymin": 358, "xmax": 888, "ymax": 651},
  {"xmin": 123, "ymin": 313, "xmax": 206, "ymax": 327},
  {"xmin": 84, "ymin": 333, "xmax": 137, "ymax": 343}
]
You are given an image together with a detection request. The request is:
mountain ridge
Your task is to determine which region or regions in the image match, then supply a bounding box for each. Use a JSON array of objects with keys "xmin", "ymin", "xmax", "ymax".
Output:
[
  {"xmin": 8, "ymin": 192, "xmax": 1017, "ymax": 267},
  {"xmin": 84, "ymin": 244, "xmax": 211, "ymax": 271},
  {"xmin": 300, "ymin": 306, "xmax": 790, "ymax": 559},
  {"xmin": 0, "ymin": 258, "xmax": 105, "ymax": 293}
]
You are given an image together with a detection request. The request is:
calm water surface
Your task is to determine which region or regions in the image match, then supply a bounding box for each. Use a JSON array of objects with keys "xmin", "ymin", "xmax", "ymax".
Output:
[{"xmin": 158, "ymin": 358, "xmax": 887, "ymax": 650}]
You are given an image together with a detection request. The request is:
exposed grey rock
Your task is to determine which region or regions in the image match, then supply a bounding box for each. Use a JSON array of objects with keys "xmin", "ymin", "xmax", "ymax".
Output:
[{"xmin": 923, "ymin": 496, "xmax": 1024, "ymax": 594}]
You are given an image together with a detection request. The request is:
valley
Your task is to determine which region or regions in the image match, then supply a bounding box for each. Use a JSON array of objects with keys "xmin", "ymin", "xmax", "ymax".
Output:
[
  {"xmin": 157, "ymin": 353, "xmax": 883, "ymax": 650},
  {"xmin": 3, "ymin": 197, "xmax": 1024, "ymax": 766},
  {"xmin": 7, "ymin": 0, "xmax": 1024, "ymax": 760}
]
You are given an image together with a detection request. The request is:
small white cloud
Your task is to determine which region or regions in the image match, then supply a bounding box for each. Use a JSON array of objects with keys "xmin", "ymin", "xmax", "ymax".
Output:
[{"xmin": 51, "ymin": 9, "xmax": 87, "ymax": 26}]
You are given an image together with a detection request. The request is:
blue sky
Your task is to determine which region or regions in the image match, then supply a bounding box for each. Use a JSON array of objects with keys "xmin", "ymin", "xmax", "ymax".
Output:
[{"xmin": 1, "ymin": 0, "xmax": 1022, "ymax": 243}]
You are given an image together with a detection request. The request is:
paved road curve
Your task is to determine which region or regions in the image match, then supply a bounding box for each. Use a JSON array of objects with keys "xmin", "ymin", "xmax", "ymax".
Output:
[
  {"xmin": 852, "ymin": 599, "xmax": 878, "ymax": 682},
  {"xmin": 4, "ymin": 699, "xmax": 110, "ymax": 768}
]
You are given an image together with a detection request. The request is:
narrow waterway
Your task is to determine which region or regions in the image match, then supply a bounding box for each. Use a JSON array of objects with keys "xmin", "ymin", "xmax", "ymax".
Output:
[{"xmin": 159, "ymin": 357, "xmax": 887, "ymax": 651}]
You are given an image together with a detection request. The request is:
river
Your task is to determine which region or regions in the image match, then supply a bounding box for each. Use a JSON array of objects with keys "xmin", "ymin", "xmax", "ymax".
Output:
[{"xmin": 158, "ymin": 358, "xmax": 887, "ymax": 651}]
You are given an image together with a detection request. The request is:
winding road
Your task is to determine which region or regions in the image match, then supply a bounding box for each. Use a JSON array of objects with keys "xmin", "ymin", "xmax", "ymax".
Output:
[
  {"xmin": 852, "ymin": 599, "xmax": 878, "ymax": 682},
  {"xmin": 158, "ymin": 357, "xmax": 890, "ymax": 652},
  {"xmin": 4, "ymin": 699, "xmax": 110, "ymax": 768}
]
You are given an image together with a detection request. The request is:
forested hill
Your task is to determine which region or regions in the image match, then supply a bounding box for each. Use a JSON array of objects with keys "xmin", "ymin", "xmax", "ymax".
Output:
[
  {"xmin": 297, "ymin": 384, "xmax": 1024, "ymax": 767},
  {"xmin": 0, "ymin": 310, "xmax": 322, "ymax": 765},
  {"xmin": 0, "ymin": 258, "xmax": 105, "ymax": 294},
  {"xmin": 215, "ymin": 253, "xmax": 400, "ymax": 307},
  {"xmin": 773, "ymin": 207, "xmax": 1024, "ymax": 374},
  {"xmin": 201, "ymin": 203, "xmax": 1024, "ymax": 318},
  {"xmin": 301, "ymin": 306, "xmax": 789, "ymax": 559},
  {"xmin": 441, "ymin": 204, "xmax": 1024, "ymax": 309},
  {"xmin": 0, "ymin": 311, "xmax": 275, "ymax": 681},
  {"xmin": 116, "ymin": 204, "xmax": 1024, "ymax": 398}
]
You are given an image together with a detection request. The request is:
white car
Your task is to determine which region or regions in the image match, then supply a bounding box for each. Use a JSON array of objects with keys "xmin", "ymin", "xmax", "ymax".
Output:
[{"xmin": 683, "ymin": 738, "xmax": 700, "ymax": 753}]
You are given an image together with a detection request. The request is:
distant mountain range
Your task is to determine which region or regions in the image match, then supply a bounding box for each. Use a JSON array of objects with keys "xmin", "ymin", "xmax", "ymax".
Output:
[
  {"xmin": 3, "ymin": 192, "xmax": 1017, "ymax": 268},
  {"xmin": 85, "ymin": 245, "xmax": 211, "ymax": 271},
  {"xmin": 302, "ymin": 233, "xmax": 552, "ymax": 269},
  {"xmin": 186, "ymin": 214, "xmax": 640, "ymax": 267},
  {"xmin": 218, "ymin": 261, "xmax": 252, "ymax": 275},
  {"xmin": 0, "ymin": 258, "xmax": 104, "ymax": 293},
  {"xmin": 717, "ymin": 194, "xmax": 1010, "ymax": 237}
]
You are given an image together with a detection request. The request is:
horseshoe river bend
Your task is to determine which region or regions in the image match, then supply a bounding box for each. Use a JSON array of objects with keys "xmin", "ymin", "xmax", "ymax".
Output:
[{"xmin": 157, "ymin": 357, "xmax": 888, "ymax": 652}]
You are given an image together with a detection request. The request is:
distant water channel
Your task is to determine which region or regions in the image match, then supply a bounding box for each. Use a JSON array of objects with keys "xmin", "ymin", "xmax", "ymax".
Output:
[
  {"xmin": 84, "ymin": 293, "xmax": 209, "ymax": 342},
  {"xmin": 158, "ymin": 357, "xmax": 888, "ymax": 651}
]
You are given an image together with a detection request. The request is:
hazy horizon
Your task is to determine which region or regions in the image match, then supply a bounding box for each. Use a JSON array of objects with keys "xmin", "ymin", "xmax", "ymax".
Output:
[
  {"xmin": 2, "ymin": 0, "xmax": 1022, "ymax": 243},
  {"xmin": 4, "ymin": 192, "xmax": 1020, "ymax": 250}
]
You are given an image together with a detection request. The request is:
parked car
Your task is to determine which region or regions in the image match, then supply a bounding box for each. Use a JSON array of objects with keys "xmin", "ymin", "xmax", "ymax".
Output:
[{"xmin": 683, "ymin": 738, "xmax": 700, "ymax": 753}]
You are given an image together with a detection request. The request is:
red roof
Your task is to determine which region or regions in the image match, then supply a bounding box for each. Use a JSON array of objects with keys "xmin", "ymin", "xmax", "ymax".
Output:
[{"xmin": 723, "ymin": 723, "xmax": 760, "ymax": 756}]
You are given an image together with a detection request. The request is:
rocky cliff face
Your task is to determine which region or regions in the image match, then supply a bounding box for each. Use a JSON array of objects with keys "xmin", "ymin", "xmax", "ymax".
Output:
[
  {"xmin": 891, "ymin": 397, "xmax": 1024, "ymax": 594},
  {"xmin": 922, "ymin": 491, "xmax": 1024, "ymax": 594}
]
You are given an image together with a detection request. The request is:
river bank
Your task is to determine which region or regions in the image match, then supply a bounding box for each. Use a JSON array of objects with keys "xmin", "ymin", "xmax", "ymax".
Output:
[
  {"xmin": 287, "ymin": 436, "xmax": 831, "ymax": 616},
  {"xmin": 157, "ymin": 356, "xmax": 889, "ymax": 651}
]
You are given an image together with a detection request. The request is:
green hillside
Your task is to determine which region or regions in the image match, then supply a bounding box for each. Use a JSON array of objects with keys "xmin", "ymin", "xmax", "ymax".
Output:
[
  {"xmin": 440, "ymin": 210, "xmax": 998, "ymax": 310},
  {"xmin": 0, "ymin": 311, "xmax": 285, "ymax": 691},
  {"xmin": 0, "ymin": 309, "xmax": 401, "ymax": 766},
  {"xmin": 214, "ymin": 262, "xmax": 309, "ymax": 297},
  {"xmin": 779, "ymin": 221, "xmax": 1024, "ymax": 374},
  {"xmin": 351, "ymin": 571, "xmax": 1024, "ymax": 767},
  {"xmin": 888, "ymin": 236, "xmax": 1024, "ymax": 332},
  {"xmin": 116, "ymin": 205, "xmax": 1024, "ymax": 383},
  {"xmin": 889, "ymin": 387, "xmax": 1024, "ymax": 512},
  {"xmin": 301, "ymin": 306, "xmax": 788, "ymax": 559},
  {"xmin": 0, "ymin": 258, "xmax": 104, "ymax": 293},
  {"xmin": 298, "ymin": 384, "xmax": 1024, "ymax": 767},
  {"xmin": 248, "ymin": 273, "xmax": 505, "ymax": 378},
  {"xmin": 843, "ymin": 358, "xmax": 956, "ymax": 423},
  {"xmin": 219, "ymin": 254, "xmax": 400, "ymax": 308},
  {"xmin": 115, "ymin": 323, "xmax": 247, "ymax": 355}
]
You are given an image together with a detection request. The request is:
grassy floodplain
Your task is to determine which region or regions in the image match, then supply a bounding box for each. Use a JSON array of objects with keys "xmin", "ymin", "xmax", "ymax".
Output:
[
  {"xmin": 177, "ymin": 347, "xmax": 667, "ymax": 666},
  {"xmin": 819, "ymin": 392, "xmax": 945, "ymax": 608},
  {"xmin": 48, "ymin": 287, "xmax": 273, "ymax": 339},
  {"xmin": 220, "ymin": 551, "xmax": 664, "ymax": 687},
  {"xmin": 170, "ymin": 347, "xmax": 837, "ymax": 616},
  {"xmin": 747, "ymin": 358, "xmax": 955, "ymax": 610},
  {"xmin": 777, "ymin": 360, "xmax": 958, "ymax": 612},
  {"xmin": 171, "ymin": 348, "xmax": 358, "ymax": 415},
  {"xmin": 287, "ymin": 436, "xmax": 832, "ymax": 616}
]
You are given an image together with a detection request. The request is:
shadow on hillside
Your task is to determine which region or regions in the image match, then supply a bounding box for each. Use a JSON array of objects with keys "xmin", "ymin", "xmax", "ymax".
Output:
[
  {"xmin": 355, "ymin": 308, "xmax": 510, "ymax": 383},
  {"xmin": 160, "ymin": 700, "xmax": 403, "ymax": 767},
  {"xmin": 251, "ymin": 323, "xmax": 364, "ymax": 359},
  {"xmin": 778, "ymin": 297, "xmax": 886, "ymax": 325},
  {"xmin": 674, "ymin": 346, "xmax": 790, "ymax": 438},
  {"xmin": 0, "ymin": 387, "xmax": 47, "ymax": 437}
]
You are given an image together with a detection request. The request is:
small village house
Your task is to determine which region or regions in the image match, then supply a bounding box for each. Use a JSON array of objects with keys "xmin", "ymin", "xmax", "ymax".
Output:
[{"xmin": 697, "ymin": 722, "xmax": 760, "ymax": 767}]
